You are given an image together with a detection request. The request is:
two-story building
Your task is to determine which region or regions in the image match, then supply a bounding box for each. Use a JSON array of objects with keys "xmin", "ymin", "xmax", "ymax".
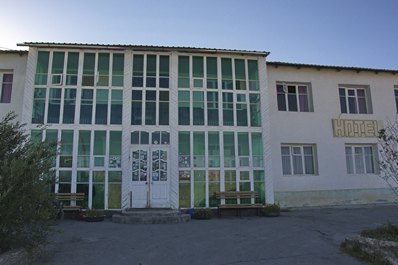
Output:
[{"xmin": 0, "ymin": 43, "xmax": 396, "ymax": 209}]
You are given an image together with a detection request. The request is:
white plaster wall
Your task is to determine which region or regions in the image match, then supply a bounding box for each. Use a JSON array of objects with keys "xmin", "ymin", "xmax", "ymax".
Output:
[
  {"xmin": 267, "ymin": 65, "xmax": 398, "ymax": 206},
  {"xmin": 0, "ymin": 52, "xmax": 27, "ymax": 121}
]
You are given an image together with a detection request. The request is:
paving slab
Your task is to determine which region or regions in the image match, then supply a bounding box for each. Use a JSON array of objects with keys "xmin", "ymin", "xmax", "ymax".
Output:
[{"xmin": 39, "ymin": 204, "xmax": 398, "ymax": 265}]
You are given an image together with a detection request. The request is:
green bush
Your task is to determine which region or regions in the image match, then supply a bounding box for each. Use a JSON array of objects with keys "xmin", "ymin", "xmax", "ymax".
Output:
[
  {"xmin": 261, "ymin": 204, "xmax": 281, "ymax": 216},
  {"xmin": 193, "ymin": 208, "xmax": 213, "ymax": 219},
  {"xmin": 0, "ymin": 113, "xmax": 57, "ymax": 252}
]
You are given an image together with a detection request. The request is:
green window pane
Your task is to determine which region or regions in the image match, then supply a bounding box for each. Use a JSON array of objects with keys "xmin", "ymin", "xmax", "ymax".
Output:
[
  {"xmin": 47, "ymin": 88, "xmax": 61, "ymax": 123},
  {"xmin": 224, "ymin": 170, "xmax": 237, "ymax": 204},
  {"xmin": 111, "ymin": 90, "xmax": 122, "ymax": 124},
  {"xmin": 109, "ymin": 131, "xmax": 122, "ymax": 155},
  {"xmin": 133, "ymin": 55, "xmax": 144, "ymax": 75},
  {"xmin": 32, "ymin": 88, "xmax": 46, "ymax": 123},
  {"xmin": 250, "ymin": 94, "xmax": 261, "ymax": 126},
  {"xmin": 224, "ymin": 132, "xmax": 235, "ymax": 167},
  {"xmin": 30, "ymin": 129, "xmax": 42, "ymax": 143},
  {"xmin": 92, "ymin": 171, "xmax": 105, "ymax": 209},
  {"xmin": 223, "ymin": 92, "xmax": 234, "ymax": 126},
  {"xmin": 35, "ymin": 51, "xmax": 49, "ymax": 85},
  {"xmin": 132, "ymin": 54, "xmax": 144, "ymax": 87},
  {"xmin": 193, "ymin": 132, "xmax": 205, "ymax": 167},
  {"xmin": 252, "ymin": 133, "xmax": 263, "ymax": 155},
  {"xmin": 109, "ymin": 171, "xmax": 122, "ymax": 182},
  {"xmin": 131, "ymin": 90, "xmax": 142, "ymax": 125},
  {"xmin": 97, "ymin": 53, "xmax": 110, "ymax": 86},
  {"xmin": 193, "ymin": 56, "xmax": 204, "ymax": 78},
  {"xmin": 80, "ymin": 89, "xmax": 93, "ymax": 124},
  {"xmin": 63, "ymin": 88, "xmax": 76, "ymax": 124},
  {"xmin": 208, "ymin": 132, "xmax": 220, "ymax": 167},
  {"xmin": 178, "ymin": 132, "xmax": 190, "ymax": 155},
  {"xmin": 206, "ymin": 57, "xmax": 217, "ymax": 79},
  {"xmin": 145, "ymin": 91, "xmax": 156, "ymax": 125},
  {"xmin": 159, "ymin": 55, "xmax": 169, "ymax": 88},
  {"xmin": 193, "ymin": 92, "xmax": 204, "ymax": 125},
  {"xmin": 221, "ymin": 58, "xmax": 232, "ymax": 90},
  {"xmin": 78, "ymin": 131, "xmax": 91, "ymax": 155},
  {"xmin": 159, "ymin": 91, "xmax": 169, "ymax": 125},
  {"xmin": 60, "ymin": 130, "xmax": 73, "ymax": 168},
  {"xmin": 194, "ymin": 170, "xmax": 206, "ymax": 207},
  {"xmin": 159, "ymin": 55, "xmax": 169, "ymax": 76},
  {"xmin": 95, "ymin": 90, "xmax": 108, "ymax": 124},
  {"xmin": 248, "ymin": 60, "xmax": 259, "ymax": 90},
  {"xmin": 235, "ymin": 59, "xmax": 246, "ymax": 80},
  {"xmin": 94, "ymin": 131, "xmax": 106, "ymax": 155},
  {"xmin": 238, "ymin": 133, "xmax": 249, "ymax": 156},
  {"xmin": 254, "ymin": 170, "xmax": 265, "ymax": 204},
  {"xmin": 82, "ymin": 53, "xmax": 95, "ymax": 86},
  {"xmin": 60, "ymin": 130, "xmax": 73, "ymax": 155},
  {"xmin": 207, "ymin": 92, "xmax": 219, "ymax": 126},
  {"xmin": 146, "ymin": 55, "xmax": 156, "ymax": 76},
  {"xmin": 178, "ymin": 56, "xmax": 189, "ymax": 88},
  {"xmin": 51, "ymin": 52, "xmax": 65, "ymax": 75},
  {"xmin": 179, "ymin": 132, "xmax": 191, "ymax": 168},
  {"xmin": 108, "ymin": 183, "xmax": 121, "ymax": 209},
  {"xmin": 112, "ymin": 53, "xmax": 124, "ymax": 87},
  {"xmin": 46, "ymin": 129, "xmax": 58, "ymax": 159},
  {"xmin": 208, "ymin": 170, "xmax": 220, "ymax": 207},
  {"xmin": 66, "ymin": 52, "xmax": 79, "ymax": 85},
  {"xmin": 252, "ymin": 133, "xmax": 264, "ymax": 167},
  {"xmin": 178, "ymin": 91, "xmax": 190, "ymax": 125},
  {"xmin": 67, "ymin": 52, "xmax": 79, "ymax": 75},
  {"xmin": 179, "ymin": 170, "xmax": 191, "ymax": 208}
]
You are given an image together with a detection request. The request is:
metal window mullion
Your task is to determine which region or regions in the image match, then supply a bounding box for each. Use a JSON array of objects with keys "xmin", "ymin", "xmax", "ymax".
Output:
[
  {"xmin": 189, "ymin": 55, "xmax": 193, "ymax": 88},
  {"xmin": 301, "ymin": 146, "xmax": 306, "ymax": 175},
  {"xmin": 59, "ymin": 87, "xmax": 65, "ymax": 124},
  {"xmin": 107, "ymin": 88, "xmax": 111, "ymax": 125},
  {"xmin": 62, "ymin": 52, "xmax": 68, "ymax": 86},
  {"xmin": 88, "ymin": 130, "xmax": 95, "ymax": 209},
  {"xmin": 143, "ymin": 54, "xmax": 147, "ymax": 88},
  {"xmin": 156, "ymin": 54, "xmax": 159, "ymax": 88},
  {"xmin": 44, "ymin": 86, "xmax": 50, "ymax": 124},
  {"xmin": 289, "ymin": 146, "xmax": 294, "ymax": 175},
  {"xmin": 231, "ymin": 58, "xmax": 236, "ymax": 91},
  {"xmin": 109, "ymin": 53, "xmax": 113, "ymax": 87}
]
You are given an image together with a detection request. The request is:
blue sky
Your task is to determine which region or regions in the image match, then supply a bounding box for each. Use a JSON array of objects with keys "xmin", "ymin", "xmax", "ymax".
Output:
[{"xmin": 1, "ymin": 0, "xmax": 397, "ymax": 69}]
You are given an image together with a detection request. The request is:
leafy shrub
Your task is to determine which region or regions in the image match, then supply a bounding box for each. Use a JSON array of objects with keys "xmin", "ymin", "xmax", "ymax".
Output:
[
  {"xmin": 261, "ymin": 204, "xmax": 281, "ymax": 216},
  {"xmin": 0, "ymin": 113, "xmax": 57, "ymax": 252},
  {"xmin": 193, "ymin": 208, "xmax": 213, "ymax": 219}
]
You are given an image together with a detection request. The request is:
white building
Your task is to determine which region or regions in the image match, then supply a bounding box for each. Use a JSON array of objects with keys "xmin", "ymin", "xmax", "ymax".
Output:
[{"xmin": 0, "ymin": 43, "xmax": 396, "ymax": 209}]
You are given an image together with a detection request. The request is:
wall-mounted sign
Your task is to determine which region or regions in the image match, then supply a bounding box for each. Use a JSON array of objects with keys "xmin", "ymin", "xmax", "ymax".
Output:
[{"xmin": 332, "ymin": 119, "xmax": 384, "ymax": 138}]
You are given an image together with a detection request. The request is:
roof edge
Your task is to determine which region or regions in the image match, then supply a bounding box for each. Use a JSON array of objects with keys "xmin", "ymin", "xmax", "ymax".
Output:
[
  {"xmin": 268, "ymin": 61, "xmax": 398, "ymax": 74},
  {"xmin": 18, "ymin": 42, "xmax": 270, "ymax": 57}
]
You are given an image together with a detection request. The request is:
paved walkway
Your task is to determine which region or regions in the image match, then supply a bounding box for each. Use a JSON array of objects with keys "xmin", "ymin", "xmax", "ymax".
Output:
[{"xmin": 40, "ymin": 205, "xmax": 398, "ymax": 265}]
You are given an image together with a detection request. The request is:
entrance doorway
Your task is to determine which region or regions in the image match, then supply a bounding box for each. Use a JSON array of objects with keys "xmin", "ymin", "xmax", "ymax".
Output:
[{"xmin": 131, "ymin": 147, "xmax": 169, "ymax": 208}]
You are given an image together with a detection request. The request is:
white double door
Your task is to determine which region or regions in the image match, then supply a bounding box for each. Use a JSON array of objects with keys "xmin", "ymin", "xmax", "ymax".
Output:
[{"xmin": 131, "ymin": 147, "xmax": 170, "ymax": 208}]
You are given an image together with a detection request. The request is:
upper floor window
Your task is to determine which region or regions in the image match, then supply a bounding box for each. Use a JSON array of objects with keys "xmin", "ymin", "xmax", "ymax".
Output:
[
  {"xmin": 394, "ymin": 88, "xmax": 398, "ymax": 113},
  {"xmin": 0, "ymin": 72, "xmax": 13, "ymax": 103},
  {"xmin": 339, "ymin": 86, "xmax": 371, "ymax": 114},
  {"xmin": 345, "ymin": 144, "xmax": 377, "ymax": 174},
  {"xmin": 281, "ymin": 144, "xmax": 317, "ymax": 175},
  {"xmin": 132, "ymin": 54, "xmax": 169, "ymax": 88},
  {"xmin": 277, "ymin": 83, "xmax": 312, "ymax": 112}
]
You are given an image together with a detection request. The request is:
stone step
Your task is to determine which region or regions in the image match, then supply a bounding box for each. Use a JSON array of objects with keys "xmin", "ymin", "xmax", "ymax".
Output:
[{"xmin": 112, "ymin": 208, "xmax": 191, "ymax": 224}]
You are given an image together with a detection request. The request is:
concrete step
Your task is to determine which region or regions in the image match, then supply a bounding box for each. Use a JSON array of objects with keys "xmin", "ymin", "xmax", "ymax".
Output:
[{"xmin": 112, "ymin": 208, "xmax": 191, "ymax": 224}]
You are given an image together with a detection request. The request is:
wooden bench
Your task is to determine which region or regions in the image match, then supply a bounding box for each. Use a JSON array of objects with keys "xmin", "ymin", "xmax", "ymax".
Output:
[
  {"xmin": 215, "ymin": 191, "xmax": 262, "ymax": 216},
  {"xmin": 54, "ymin": 193, "xmax": 85, "ymax": 218}
]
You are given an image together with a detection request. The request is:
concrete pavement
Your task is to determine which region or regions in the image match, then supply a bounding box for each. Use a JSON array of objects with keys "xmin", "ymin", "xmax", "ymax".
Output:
[{"xmin": 40, "ymin": 205, "xmax": 398, "ymax": 265}]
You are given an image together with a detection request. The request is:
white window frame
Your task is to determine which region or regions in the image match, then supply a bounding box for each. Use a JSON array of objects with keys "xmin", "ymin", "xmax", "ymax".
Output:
[
  {"xmin": 339, "ymin": 86, "xmax": 371, "ymax": 114},
  {"xmin": 345, "ymin": 144, "xmax": 378, "ymax": 174},
  {"xmin": 281, "ymin": 144, "xmax": 317, "ymax": 175},
  {"xmin": 276, "ymin": 82, "xmax": 313, "ymax": 112}
]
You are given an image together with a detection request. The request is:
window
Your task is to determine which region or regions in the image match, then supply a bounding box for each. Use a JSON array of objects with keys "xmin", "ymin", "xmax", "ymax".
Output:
[
  {"xmin": 222, "ymin": 92, "xmax": 234, "ymax": 126},
  {"xmin": 131, "ymin": 131, "xmax": 149, "ymax": 145},
  {"xmin": 223, "ymin": 132, "xmax": 235, "ymax": 167},
  {"xmin": 178, "ymin": 132, "xmax": 191, "ymax": 168},
  {"xmin": 80, "ymin": 89, "xmax": 93, "ymax": 124},
  {"xmin": 66, "ymin": 52, "xmax": 79, "ymax": 85},
  {"xmin": 51, "ymin": 52, "xmax": 64, "ymax": 85},
  {"xmin": 249, "ymin": 94, "xmax": 261, "ymax": 127},
  {"xmin": 206, "ymin": 57, "xmax": 218, "ymax": 89},
  {"xmin": 1, "ymin": 73, "xmax": 13, "ymax": 103},
  {"xmin": 95, "ymin": 90, "xmax": 108, "ymax": 124},
  {"xmin": 178, "ymin": 91, "xmax": 190, "ymax": 125},
  {"xmin": 32, "ymin": 88, "xmax": 46, "ymax": 124},
  {"xmin": 109, "ymin": 131, "xmax": 122, "ymax": 168},
  {"xmin": 159, "ymin": 91, "xmax": 169, "ymax": 125},
  {"xmin": 339, "ymin": 86, "xmax": 371, "ymax": 114},
  {"xmin": 133, "ymin": 54, "xmax": 169, "ymax": 88},
  {"xmin": 277, "ymin": 83, "xmax": 312, "ymax": 112},
  {"xmin": 47, "ymin": 88, "xmax": 62, "ymax": 123},
  {"xmin": 221, "ymin": 58, "xmax": 233, "ymax": 90},
  {"xmin": 236, "ymin": 94, "xmax": 248, "ymax": 126},
  {"xmin": 78, "ymin": 130, "xmax": 91, "ymax": 168},
  {"xmin": 193, "ymin": 132, "xmax": 205, "ymax": 167},
  {"xmin": 110, "ymin": 90, "xmax": 122, "ymax": 124},
  {"xmin": 63, "ymin": 88, "xmax": 76, "ymax": 124},
  {"xmin": 394, "ymin": 88, "xmax": 398, "ymax": 113},
  {"xmin": 35, "ymin": 51, "xmax": 49, "ymax": 85},
  {"xmin": 178, "ymin": 56, "xmax": 189, "ymax": 88},
  {"xmin": 193, "ymin": 56, "xmax": 204, "ymax": 88},
  {"xmin": 207, "ymin": 92, "xmax": 219, "ymax": 126},
  {"xmin": 192, "ymin": 92, "xmax": 204, "ymax": 125},
  {"xmin": 345, "ymin": 144, "xmax": 377, "ymax": 174},
  {"xmin": 281, "ymin": 144, "xmax": 317, "ymax": 175}
]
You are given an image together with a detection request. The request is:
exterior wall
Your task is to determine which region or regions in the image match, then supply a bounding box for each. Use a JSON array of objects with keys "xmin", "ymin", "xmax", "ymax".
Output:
[
  {"xmin": 0, "ymin": 52, "xmax": 27, "ymax": 121},
  {"xmin": 267, "ymin": 65, "xmax": 398, "ymax": 207}
]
